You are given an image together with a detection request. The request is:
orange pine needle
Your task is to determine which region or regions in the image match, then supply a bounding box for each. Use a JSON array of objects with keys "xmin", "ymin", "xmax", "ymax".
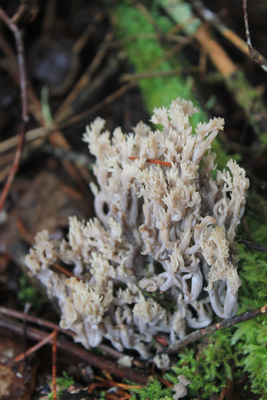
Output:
[
  {"xmin": 128, "ymin": 156, "xmax": 172, "ymax": 167},
  {"xmin": 94, "ymin": 376, "xmax": 142, "ymax": 390},
  {"xmin": 54, "ymin": 264, "xmax": 75, "ymax": 278},
  {"xmin": 152, "ymin": 372, "xmax": 173, "ymax": 388},
  {"xmin": 14, "ymin": 329, "xmax": 57, "ymax": 363},
  {"xmin": 52, "ymin": 330, "xmax": 58, "ymax": 400}
]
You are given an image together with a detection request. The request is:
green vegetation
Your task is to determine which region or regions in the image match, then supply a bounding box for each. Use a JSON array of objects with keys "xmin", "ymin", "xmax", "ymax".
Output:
[
  {"xmin": 114, "ymin": 3, "xmax": 206, "ymax": 120},
  {"xmin": 232, "ymin": 220, "xmax": 267, "ymax": 397},
  {"xmin": 113, "ymin": 1, "xmax": 239, "ymax": 170},
  {"xmin": 47, "ymin": 371, "xmax": 75, "ymax": 400},
  {"xmin": 18, "ymin": 273, "xmax": 44, "ymax": 311},
  {"xmin": 129, "ymin": 377, "xmax": 173, "ymax": 400}
]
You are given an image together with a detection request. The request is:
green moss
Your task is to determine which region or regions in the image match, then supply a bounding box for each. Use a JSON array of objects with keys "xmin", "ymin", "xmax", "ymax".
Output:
[
  {"xmin": 129, "ymin": 376, "xmax": 173, "ymax": 400},
  {"xmin": 113, "ymin": 4, "xmax": 205, "ymax": 125},
  {"xmin": 169, "ymin": 330, "xmax": 239, "ymax": 398},
  {"xmin": 18, "ymin": 273, "xmax": 44, "ymax": 311},
  {"xmin": 231, "ymin": 213, "xmax": 267, "ymax": 398},
  {"xmin": 47, "ymin": 371, "xmax": 75, "ymax": 400},
  {"xmin": 112, "ymin": 3, "xmax": 239, "ymax": 169},
  {"xmin": 226, "ymin": 71, "xmax": 267, "ymax": 138},
  {"xmin": 128, "ymin": 329, "xmax": 240, "ymax": 399}
]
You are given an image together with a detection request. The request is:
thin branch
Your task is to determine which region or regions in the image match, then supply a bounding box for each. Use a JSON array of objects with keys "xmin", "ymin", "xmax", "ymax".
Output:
[
  {"xmin": 52, "ymin": 330, "xmax": 58, "ymax": 400},
  {"xmin": 0, "ymin": 29, "xmax": 193, "ymax": 153},
  {"xmin": 0, "ymin": 8, "xmax": 28, "ymax": 122},
  {"xmin": 129, "ymin": 157, "xmax": 172, "ymax": 167},
  {"xmin": 0, "ymin": 124, "xmax": 25, "ymax": 212},
  {"xmin": 54, "ymin": 29, "xmax": 114, "ymax": 122},
  {"xmin": 0, "ymin": 316, "xmax": 150, "ymax": 384},
  {"xmin": 120, "ymin": 67, "xmax": 199, "ymax": 82},
  {"xmin": 58, "ymin": 80, "xmax": 136, "ymax": 130},
  {"xmin": 58, "ymin": 36, "xmax": 191, "ymax": 130},
  {"xmin": 235, "ymin": 236, "xmax": 267, "ymax": 254},
  {"xmin": 14, "ymin": 329, "xmax": 58, "ymax": 362},
  {"xmin": 243, "ymin": 0, "xmax": 267, "ymax": 73},
  {"xmin": 0, "ymin": 7, "xmax": 28, "ymax": 213},
  {"xmin": 108, "ymin": 32, "xmax": 187, "ymax": 49},
  {"xmin": 0, "ymin": 305, "xmax": 129, "ymax": 360},
  {"xmin": 54, "ymin": 263, "xmax": 77, "ymax": 278},
  {"xmin": 190, "ymin": 0, "xmax": 250, "ymax": 57},
  {"xmin": 164, "ymin": 303, "xmax": 267, "ymax": 354},
  {"xmin": 0, "ymin": 305, "xmax": 76, "ymax": 337}
]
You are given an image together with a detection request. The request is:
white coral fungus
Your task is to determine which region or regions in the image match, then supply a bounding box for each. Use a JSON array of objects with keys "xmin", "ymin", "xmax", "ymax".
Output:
[
  {"xmin": 25, "ymin": 97, "xmax": 249, "ymax": 358},
  {"xmin": 172, "ymin": 375, "xmax": 191, "ymax": 399}
]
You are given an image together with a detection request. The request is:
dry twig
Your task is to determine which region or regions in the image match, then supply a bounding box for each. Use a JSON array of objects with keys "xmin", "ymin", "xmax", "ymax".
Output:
[
  {"xmin": 52, "ymin": 330, "xmax": 58, "ymax": 400},
  {"xmin": 0, "ymin": 305, "xmax": 140, "ymax": 361},
  {"xmin": 120, "ymin": 67, "xmax": 199, "ymax": 82},
  {"xmin": 0, "ymin": 7, "xmax": 28, "ymax": 213},
  {"xmin": 235, "ymin": 236, "xmax": 267, "ymax": 254},
  {"xmin": 0, "ymin": 316, "xmax": 150, "ymax": 384},
  {"xmin": 14, "ymin": 329, "xmax": 58, "ymax": 362},
  {"xmin": 243, "ymin": 0, "xmax": 267, "ymax": 73},
  {"xmin": 0, "ymin": 305, "xmax": 76, "ymax": 337},
  {"xmin": 164, "ymin": 303, "xmax": 267, "ymax": 354}
]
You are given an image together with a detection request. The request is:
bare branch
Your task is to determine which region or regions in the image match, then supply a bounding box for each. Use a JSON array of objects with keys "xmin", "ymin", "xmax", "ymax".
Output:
[
  {"xmin": 243, "ymin": 0, "xmax": 267, "ymax": 73},
  {"xmin": 0, "ymin": 316, "xmax": 150, "ymax": 384},
  {"xmin": 236, "ymin": 236, "xmax": 267, "ymax": 254},
  {"xmin": 164, "ymin": 304, "xmax": 267, "ymax": 354},
  {"xmin": 0, "ymin": 6, "xmax": 28, "ymax": 213}
]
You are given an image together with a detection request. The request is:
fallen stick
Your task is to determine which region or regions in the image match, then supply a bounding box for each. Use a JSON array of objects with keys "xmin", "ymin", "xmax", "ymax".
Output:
[
  {"xmin": 164, "ymin": 303, "xmax": 267, "ymax": 354},
  {"xmin": 0, "ymin": 316, "xmax": 150, "ymax": 385}
]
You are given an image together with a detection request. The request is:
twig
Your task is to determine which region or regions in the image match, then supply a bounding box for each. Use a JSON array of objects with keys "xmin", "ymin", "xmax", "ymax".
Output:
[
  {"xmin": 0, "ymin": 127, "xmax": 48, "ymax": 154},
  {"xmin": 41, "ymin": 0, "xmax": 58, "ymax": 44},
  {"xmin": 51, "ymin": 24, "xmax": 95, "ymax": 96},
  {"xmin": 0, "ymin": 316, "xmax": 150, "ymax": 384},
  {"xmin": 0, "ymin": 7, "xmax": 28, "ymax": 213},
  {"xmin": 196, "ymin": 23, "xmax": 237, "ymax": 78},
  {"xmin": 235, "ymin": 236, "xmax": 267, "ymax": 254},
  {"xmin": 243, "ymin": 0, "xmax": 267, "ymax": 73},
  {"xmin": 0, "ymin": 305, "xmax": 76, "ymax": 337},
  {"xmin": 55, "ymin": 58, "xmax": 120, "ymax": 125},
  {"xmin": 10, "ymin": 3, "xmax": 26, "ymax": 24},
  {"xmin": 160, "ymin": 0, "xmax": 267, "ymax": 139},
  {"xmin": 54, "ymin": 29, "xmax": 114, "ymax": 123},
  {"xmin": 164, "ymin": 303, "xmax": 267, "ymax": 354},
  {"xmin": 0, "ymin": 122, "xmax": 25, "ymax": 212},
  {"xmin": 0, "ymin": 165, "xmax": 11, "ymax": 185},
  {"xmin": 52, "ymin": 330, "xmax": 58, "ymax": 400},
  {"xmin": 129, "ymin": 157, "xmax": 172, "ymax": 167},
  {"xmin": 58, "ymin": 80, "xmax": 136, "ymax": 130},
  {"xmin": 0, "ymin": 305, "xmax": 142, "ymax": 362},
  {"xmin": 22, "ymin": 302, "xmax": 31, "ymax": 365},
  {"xmin": 0, "ymin": 25, "xmax": 193, "ymax": 152},
  {"xmin": 54, "ymin": 263, "xmax": 77, "ymax": 278},
  {"xmin": 109, "ymin": 32, "xmax": 188, "ymax": 48},
  {"xmin": 58, "ymin": 35, "xmax": 191, "ymax": 130},
  {"xmin": 0, "ymin": 8, "xmax": 28, "ymax": 122},
  {"xmin": 190, "ymin": 0, "xmax": 250, "ymax": 57},
  {"xmin": 0, "ymin": 16, "xmax": 85, "ymax": 194},
  {"xmin": 121, "ymin": 67, "xmax": 199, "ymax": 82},
  {"xmin": 14, "ymin": 329, "xmax": 58, "ymax": 362}
]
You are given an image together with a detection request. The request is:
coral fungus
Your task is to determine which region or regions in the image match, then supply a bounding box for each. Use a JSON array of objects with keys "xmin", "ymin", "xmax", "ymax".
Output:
[{"xmin": 25, "ymin": 98, "xmax": 249, "ymax": 359}]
